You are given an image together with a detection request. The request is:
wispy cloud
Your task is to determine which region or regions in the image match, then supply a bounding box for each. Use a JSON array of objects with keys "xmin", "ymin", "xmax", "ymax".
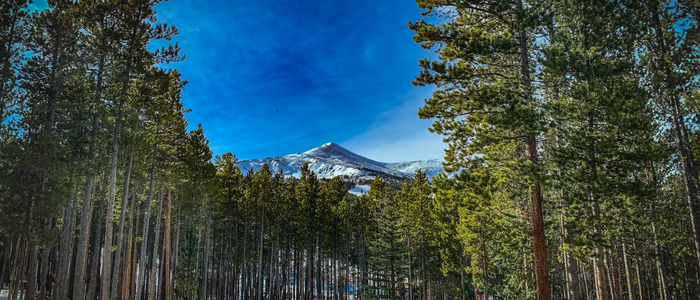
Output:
[{"xmin": 340, "ymin": 89, "xmax": 446, "ymax": 163}]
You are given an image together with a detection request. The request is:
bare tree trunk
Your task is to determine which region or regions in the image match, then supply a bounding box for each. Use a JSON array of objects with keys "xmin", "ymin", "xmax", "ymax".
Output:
[
  {"xmin": 422, "ymin": 243, "xmax": 427, "ymax": 300},
  {"xmin": 8, "ymin": 237, "xmax": 23, "ymax": 300},
  {"xmin": 622, "ymin": 243, "xmax": 635, "ymax": 300},
  {"xmin": 593, "ymin": 239, "xmax": 609, "ymax": 299},
  {"xmin": 164, "ymin": 190, "xmax": 172, "ymax": 300},
  {"xmin": 25, "ymin": 243, "xmax": 38, "ymax": 300},
  {"xmin": 610, "ymin": 250, "xmax": 621, "ymax": 300},
  {"xmin": 39, "ymin": 244, "xmax": 50, "ymax": 298},
  {"xmin": 15, "ymin": 238, "xmax": 30, "ymax": 300},
  {"xmin": 204, "ymin": 213, "xmax": 212, "ymax": 300},
  {"xmin": 0, "ymin": 237, "xmax": 13, "ymax": 290},
  {"xmin": 408, "ymin": 235, "xmax": 413, "ymax": 300},
  {"xmin": 257, "ymin": 203, "xmax": 265, "ymax": 300},
  {"xmin": 124, "ymin": 206, "xmax": 140, "ymax": 300},
  {"xmin": 110, "ymin": 150, "xmax": 134, "ymax": 299},
  {"xmin": 135, "ymin": 144, "xmax": 158, "ymax": 300},
  {"xmin": 86, "ymin": 191, "xmax": 105, "ymax": 300},
  {"xmin": 148, "ymin": 185, "xmax": 165, "ymax": 300},
  {"xmin": 55, "ymin": 177, "xmax": 78, "ymax": 300},
  {"xmin": 632, "ymin": 243, "xmax": 643, "ymax": 300},
  {"xmin": 652, "ymin": 224, "xmax": 671, "ymax": 300},
  {"xmin": 460, "ymin": 254, "xmax": 465, "ymax": 300}
]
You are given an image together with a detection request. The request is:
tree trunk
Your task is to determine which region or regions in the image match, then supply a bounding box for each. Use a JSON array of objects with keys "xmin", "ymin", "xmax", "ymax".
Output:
[
  {"xmin": 408, "ymin": 234, "xmax": 413, "ymax": 300},
  {"xmin": 148, "ymin": 185, "xmax": 165, "ymax": 300},
  {"xmin": 110, "ymin": 150, "xmax": 134, "ymax": 299},
  {"xmin": 652, "ymin": 224, "xmax": 671, "ymax": 300},
  {"xmin": 135, "ymin": 143, "xmax": 158, "ymax": 300},
  {"xmin": 39, "ymin": 244, "xmax": 50, "ymax": 298},
  {"xmin": 8, "ymin": 237, "xmax": 23, "ymax": 300},
  {"xmin": 124, "ymin": 206, "xmax": 140, "ymax": 300},
  {"xmin": 610, "ymin": 250, "xmax": 621, "ymax": 300},
  {"xmin": 164, "ymin": 190, "xmax": 172, "ymax": 300},
  {"xmin": 0, "ymin": 237, "xmax": 13, "ymax": 291},
  {"xmin": 257, "ymin": 203, "xmax": 265, "ymax": 300},
  {"xmin": 25, "ymin": 243, "xmax": 38, "ymax": 300},
  {"xmin": 622, "ymin": 243, "xmax": 636, "ymax": 300},
  {"xmin": 55, "ymin": 177, "xmax": 78, "ymax": 300},
  {"xmin": 460, "ymin": 254, "xmax": 465, "ymax": 300},
  {"xmin": 593, "ymin": 239, "xmax": 610, "ymax": 299},
  {"xmin": 204, "ymin": 213, "xmax": 212, "ymax": 300},
  {"xmin": 86, "ymin": 189, "xmax": 105, "ymax": 300},
  {"xmin": 515, "ymin": 1, "xmax": 550, "ymax": 299}
]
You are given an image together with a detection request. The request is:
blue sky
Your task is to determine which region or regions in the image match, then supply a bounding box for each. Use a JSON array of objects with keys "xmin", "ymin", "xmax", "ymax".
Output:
[{"xmin": 35, "ymin": 0, "xmax": 445, "ymax": 162}]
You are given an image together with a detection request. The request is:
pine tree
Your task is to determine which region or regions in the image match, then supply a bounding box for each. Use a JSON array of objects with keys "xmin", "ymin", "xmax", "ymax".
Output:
[
  {"xmin": 410, "ymin": 1, "xmax": 551, "ymax": 298},
  {"xmin": 363, "ymin": 177, "xmax": 406, "ymax": 300}
]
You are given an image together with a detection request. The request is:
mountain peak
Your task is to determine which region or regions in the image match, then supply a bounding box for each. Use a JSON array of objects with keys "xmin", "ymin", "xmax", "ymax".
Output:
[
  {"xmin": 237, "ymin": 142, "xmax": 445, "ymax": 193},
  {"xmin": 304, "ymin": 142, "xmax": 354, "ymax": 157}
]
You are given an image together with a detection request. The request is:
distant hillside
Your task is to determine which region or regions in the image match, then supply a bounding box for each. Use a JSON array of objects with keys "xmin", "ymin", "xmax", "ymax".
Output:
[{"xmin": 237, "ymin": 142, "xmax": 444, "ymax": 194}]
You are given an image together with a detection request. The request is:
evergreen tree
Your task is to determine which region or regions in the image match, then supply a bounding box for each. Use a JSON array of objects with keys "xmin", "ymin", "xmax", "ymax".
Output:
[
  {"xmin": 409, "ymin": 1, "xmax": 552, "ymax": 298},
  {"xmin": 364, "ymin": 177, "xmax": 406, "ymax": 300}
]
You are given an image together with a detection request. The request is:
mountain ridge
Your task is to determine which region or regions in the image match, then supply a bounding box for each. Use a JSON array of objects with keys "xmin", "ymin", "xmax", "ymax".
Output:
[{"xmin": 236, "ymin": 142, "xmax": 444, "ymax": 186}]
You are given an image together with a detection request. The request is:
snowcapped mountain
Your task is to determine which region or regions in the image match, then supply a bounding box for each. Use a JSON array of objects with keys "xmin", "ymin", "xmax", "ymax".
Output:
[{"xmin": 237, "ymin": 142, "xmax": 444, "ymax": 185}]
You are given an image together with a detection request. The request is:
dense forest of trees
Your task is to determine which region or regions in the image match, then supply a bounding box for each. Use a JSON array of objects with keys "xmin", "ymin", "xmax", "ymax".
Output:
[{"xmin": 0, "ymin": 0, "xmax": 699, "ymax": 300}]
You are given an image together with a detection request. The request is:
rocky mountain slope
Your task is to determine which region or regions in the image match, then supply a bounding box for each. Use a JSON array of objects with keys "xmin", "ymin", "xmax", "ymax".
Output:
[{"xmin": 237, "ymin": 142, "xmax": 444, "ymax": 185}]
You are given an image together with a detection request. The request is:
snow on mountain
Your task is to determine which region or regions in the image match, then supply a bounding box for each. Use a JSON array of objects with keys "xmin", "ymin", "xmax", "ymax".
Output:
[
  {"xmin": 384, "ymin": 159, "xmax": 444, "ymax": 179},
  {"xmin": 236, "ymin": 142, "xmax": 444, "ymax": 188}
]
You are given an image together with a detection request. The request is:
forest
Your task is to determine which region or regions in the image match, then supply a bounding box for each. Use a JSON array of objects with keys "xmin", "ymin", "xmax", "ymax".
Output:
[{"xmin": 1, "ymin": 0, "xmax": 700, "ymax": 299}]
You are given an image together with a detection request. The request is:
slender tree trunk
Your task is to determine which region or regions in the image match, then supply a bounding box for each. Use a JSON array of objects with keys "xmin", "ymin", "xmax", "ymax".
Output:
[
  {"xmin": 632, "ymin": 243, "xmax": 643, "ymax": 300},
  {"xmin": 422, "ymin": 242, "xmax": 427, "ymax": 300},
  {"xmin": 0, "ymin": 237, "xmax": 13, "ymax": 290},
  {"xmin": 242, "ymin": 223, "xmax": 249, "ymax": 300},
  {"xmin": 87, "ymin": 188, "xmax": 105, "ymax": 300},
  {"xmin": 135, "ymin": 143, "xmax": 158, "ymax": 300},
  {"xmin": 407, "ymin": 234, "xmax": 413, "ymax": 300},
  {"xmin": 258, "ymin": 203, "xmax": 265, "ymax": 300},
  {"xmin": 148, "ymin": 185, "xmax": 165, "ymax": 300},
  {"xmin": 25, "ymin": 242, "xmax": 38, "ymax": 300},
  {"xmin": 164, "ymin": 190, "xmax": 172, "ymax": 300},
  {"xmin": 16, "ymin": 238, "xmax": 30, "ymax": 300},
  {"xmin": 460, "ymin": 254, "xmax": 465, "ymax": 300},
  {"xmin": 610, "ymin": 250, "xmax": 621, "ymax": 300},
  {"xmin": 622, "ymin": 243, "xmax": 635, "ymax": 300},
  {"xmin": 593, "ymin": 230, "xmax": 609, "ymax": 300},
  {"xmin": 204, "ymin": 213, "xmax": 212, "ymax": 300},
  {"xmin": 652, "ymin": 224, "xmax": 671, "ymax": 300},
  {"xmin": 124, "ymin": 206, "xmax": 140, "ymax": 300},
  {"xmin": 8, "ymin": 236, "xmax": 23, "ymax": 300},
  {"xmin": 110, "ymin": 150, "xmax": 134, "ymax": 299},
  {"xmin": 39, "ymin": 244, "xmax": 50, "ymax": 298},
  {"xmin": 55, "ymin": 177, "xmax": 78, "ymax": 300}
]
